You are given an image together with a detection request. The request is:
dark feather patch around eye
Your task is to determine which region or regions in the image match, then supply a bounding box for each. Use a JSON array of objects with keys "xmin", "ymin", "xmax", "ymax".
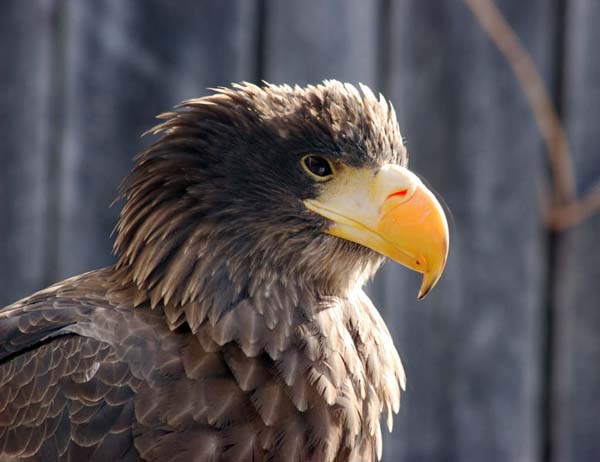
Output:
[{"xmin": 302, "ymin": 156, "xmax": 333, "ymax": 178}]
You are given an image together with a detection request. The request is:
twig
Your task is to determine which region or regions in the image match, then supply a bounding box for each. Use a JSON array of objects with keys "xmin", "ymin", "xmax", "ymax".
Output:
[
  {"xmin": 463, "ymin": 0, "xmax": 600, "ymax": 229},
  {"xmin": 463, "ymin": 0, "xmax": 575, "ymax": 203},
  {"xmin": 546, "ymin": 182, "xmax": 600, "ymax": 230},
  {"xmin": 464, "ymin": 0, "xmax": 600, "ymax": 231}
]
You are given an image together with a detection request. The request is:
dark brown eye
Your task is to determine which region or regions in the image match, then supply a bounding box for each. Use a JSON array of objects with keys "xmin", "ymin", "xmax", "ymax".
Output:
[{"xmin": 302, "ymin": 155, "xmax": 334, "ymax": 179}]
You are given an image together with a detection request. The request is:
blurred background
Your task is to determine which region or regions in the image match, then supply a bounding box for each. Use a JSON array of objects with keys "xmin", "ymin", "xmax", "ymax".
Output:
[{"xmin": 1, "ymin": 1, "xmax": 599, "ymax": 461}]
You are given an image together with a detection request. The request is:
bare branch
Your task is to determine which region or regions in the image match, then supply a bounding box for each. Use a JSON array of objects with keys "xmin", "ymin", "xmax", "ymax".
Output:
[
  {"xmin": 463, "ymin": 0, "xmax": 576, "ymax": 206},
  {"xmin": 546, "ymin": 182, "xmax": 600, "ymax": 230},
  {"xmin": 463, "ymin": 0, "xmax": 600, "ymax": 230}
]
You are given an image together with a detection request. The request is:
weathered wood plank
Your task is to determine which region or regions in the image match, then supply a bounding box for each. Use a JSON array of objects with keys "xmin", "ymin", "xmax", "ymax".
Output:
[
  {"xmin": 374, "ymin": 1, "xmax": 552, "ymax": 460},
  {"xmin": 56, "ymin": 0, "xmax": 258, "ymax": 279},
  {"xmin": 555, "ymin": 1, "xmax": 600, "ymax": 460},
  {"xmin": 263, "ymin": 0, "xmax": 378, "ymax": 87},
  {"xmin": 0, "ymin": 0, "xmax": 54, "ymax": 306}
]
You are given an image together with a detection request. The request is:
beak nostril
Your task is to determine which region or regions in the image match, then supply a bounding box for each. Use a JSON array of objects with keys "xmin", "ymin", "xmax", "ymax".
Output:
[{"xmin": 386, "ymin": 189, "xmax": 408, "ymax": 201}]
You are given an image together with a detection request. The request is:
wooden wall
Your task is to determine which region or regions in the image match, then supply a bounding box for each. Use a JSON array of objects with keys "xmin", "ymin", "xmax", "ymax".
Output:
[{"xmin": 1, "ymin": 1, "xmax": 598, "ymax": 461}]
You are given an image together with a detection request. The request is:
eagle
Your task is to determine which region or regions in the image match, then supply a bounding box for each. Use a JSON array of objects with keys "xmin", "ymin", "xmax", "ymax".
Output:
[{"xmin": 0, "ymin": 81, "xmax": 448, "ymax": 461}]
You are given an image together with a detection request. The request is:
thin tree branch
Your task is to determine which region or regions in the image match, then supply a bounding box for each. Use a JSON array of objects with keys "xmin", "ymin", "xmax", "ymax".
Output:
[
  {"xmin": 546, "ymin": 182, "xmax": 600, "ymax": 230},
  {"xmin": 463, "ymin": 0, "xmax": 576, "ymax": 206},
  {"xmin": 464, "ymin": 0, "xmax": 600, "ymax": 230}
]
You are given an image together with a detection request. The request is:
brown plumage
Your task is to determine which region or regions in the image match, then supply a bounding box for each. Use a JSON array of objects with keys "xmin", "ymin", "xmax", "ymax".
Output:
[{"xmin": 0, "ymin": 81, "xmax": 417, "ymax": 461}]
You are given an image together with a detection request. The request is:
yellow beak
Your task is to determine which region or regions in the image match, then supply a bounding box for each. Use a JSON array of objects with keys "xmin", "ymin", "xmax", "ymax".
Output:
[{"xmin": 304, "ymin": 164, "xmax": 449, "ymax": 299}]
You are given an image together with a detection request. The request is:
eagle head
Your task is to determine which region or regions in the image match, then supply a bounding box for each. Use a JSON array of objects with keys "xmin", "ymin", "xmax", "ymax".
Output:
[{"xmin": 114, "ymin": 80, "xmax": 448, "ymax": 306}]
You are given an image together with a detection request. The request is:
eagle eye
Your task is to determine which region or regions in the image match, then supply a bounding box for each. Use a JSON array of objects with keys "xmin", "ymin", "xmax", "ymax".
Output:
[{"xmin": 301, "ymin": 155, "xmax": 334, "ymax": 180}]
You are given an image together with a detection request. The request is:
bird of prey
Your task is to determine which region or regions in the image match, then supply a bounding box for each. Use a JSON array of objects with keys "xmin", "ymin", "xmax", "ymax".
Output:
[{"xmin": 0, "ymin": 81, "xmax": 448, "ymax": 461}]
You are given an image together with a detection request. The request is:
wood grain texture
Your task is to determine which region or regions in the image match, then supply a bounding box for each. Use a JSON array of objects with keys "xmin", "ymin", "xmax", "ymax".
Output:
[
  {"xmin": 56, "ymin": 0, "xmax": 258, "ymax": 280},
  {"xmin": 0, "ymin": 1, "xmax": 53, "ymax": 306},
  {"xmin": 372, "ymin": 1, "xmax": 552, "ymax": 461},
  {"xmin": 263, "ymin": 0, "xmax": 378, "ymax": 88},
  {"xmin": 554, "ymin": 0, "xmax": 600, "ymax": 460}
]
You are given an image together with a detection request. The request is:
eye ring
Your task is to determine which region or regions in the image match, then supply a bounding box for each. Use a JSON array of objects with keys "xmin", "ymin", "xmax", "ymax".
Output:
[{"xmin": 301, "ymin": 155, "xmax": 334, "ymax": 180}]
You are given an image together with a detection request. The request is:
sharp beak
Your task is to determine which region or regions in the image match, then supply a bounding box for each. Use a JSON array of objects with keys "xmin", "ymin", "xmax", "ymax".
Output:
[{"xmin": 304, "ymin": 164, "xmax": 449, "ymax": 299}]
